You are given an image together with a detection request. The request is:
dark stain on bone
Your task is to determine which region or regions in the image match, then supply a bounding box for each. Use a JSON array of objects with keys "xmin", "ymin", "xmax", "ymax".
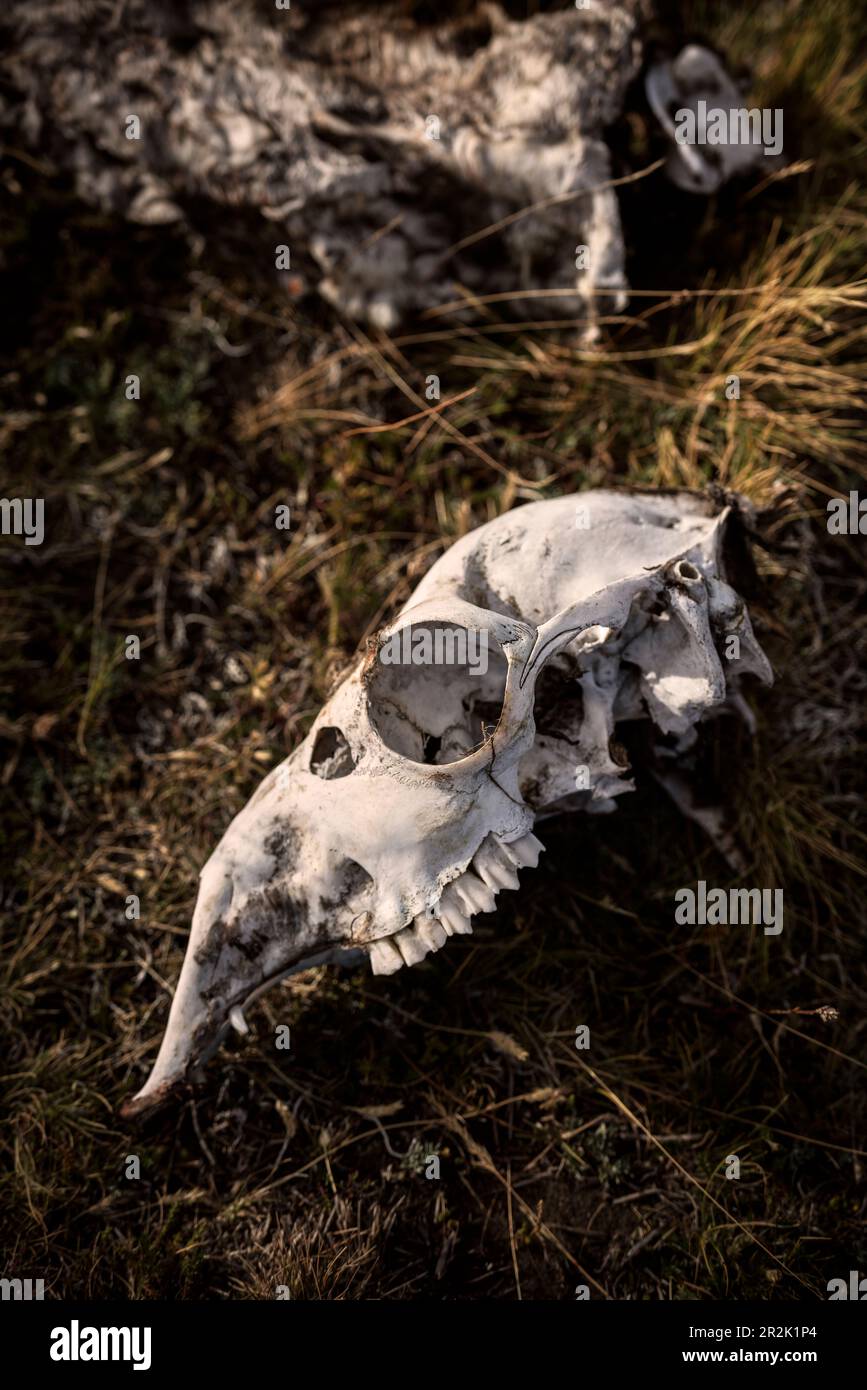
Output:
[
  {"xmin": 265, "ymin": 825, "xmax": 301, "ymax": 876},
  {"xmin": 199, "ymin": 888, "xmax": 310, "ymax": 992},
  {"xmin": 194, "ymin": 917, "xmax": 229, "ymax": 970},
  {"xmin": 228, "ymin": 927, "xmax": 274, "ymax": 962},
  {"xmin": 252, "ymin": 884, "xmax": 305, "ymax": 926},
  {"xmin": 457, "ymin": 550, "xmax": 520, "ymax": 620},
  {"xmin": 194, "ymin": 910, "xmax": 281, "ymax": 976}
]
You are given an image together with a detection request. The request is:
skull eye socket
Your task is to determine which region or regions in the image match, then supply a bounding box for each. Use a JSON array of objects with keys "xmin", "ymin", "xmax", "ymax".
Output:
[
  {"xmin": 310, "ymin": 726, "xmax": 356, "ymax": 778},
  {"xmin": 532, "ymin": 661, "xmax": 585, "ymax": 739},
  {"xmin": 367, "ymin": 621, "xmax": 508, "ymax": 765}
]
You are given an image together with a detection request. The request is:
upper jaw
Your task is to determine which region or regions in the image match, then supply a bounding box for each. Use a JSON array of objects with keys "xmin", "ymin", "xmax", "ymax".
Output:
[
  {"xmin": 366, "ymin": 829, "xmax": 545, "ymax": 975},
  {"xmin": 121, "ymin": 826, "xmax": 545, "ymax": 1118},
  {"xmin": 120, "ymin": 933, "xmax": 364, "ymax": 1119}
]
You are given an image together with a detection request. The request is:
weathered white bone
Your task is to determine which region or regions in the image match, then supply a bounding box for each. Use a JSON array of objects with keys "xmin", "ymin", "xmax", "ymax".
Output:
[
  {"xmin": 123, "ymin": 490, "xmax": 771, "ymax": 1116},
  {"xmin": 4, "ymin": 9, "xmax": 766, "ymax": 330},
  {"xmin": 646, "ymin": 45, "xmax": 784, "ymax": 194}
]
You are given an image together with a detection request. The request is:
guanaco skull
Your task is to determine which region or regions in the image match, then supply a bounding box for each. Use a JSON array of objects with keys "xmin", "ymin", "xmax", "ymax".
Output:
[{"xmin": 124, "ymin": 490, "xmax": 771, "ymax": 1116}]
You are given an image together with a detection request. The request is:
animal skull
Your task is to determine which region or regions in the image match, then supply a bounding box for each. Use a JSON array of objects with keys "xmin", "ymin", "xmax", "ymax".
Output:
[{"xmin": 123, "ymin": 490, "xmax": 771, "ymax": 1116}]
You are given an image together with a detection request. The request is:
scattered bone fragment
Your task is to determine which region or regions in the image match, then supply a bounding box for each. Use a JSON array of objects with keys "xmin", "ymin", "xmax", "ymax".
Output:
[
  {"xmin": 646, "ymin": 45, "xmax": 784, "ymax": 193},
  {"xmin": 2, "ymin": 5, "xmax": 771, "ymax": 327}
]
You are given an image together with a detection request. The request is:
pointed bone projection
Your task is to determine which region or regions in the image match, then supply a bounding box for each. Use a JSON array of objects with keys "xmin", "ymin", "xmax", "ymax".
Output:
[{"xmin": 123, "ymin": 490, "xmax": 771, "ymax": 1117}]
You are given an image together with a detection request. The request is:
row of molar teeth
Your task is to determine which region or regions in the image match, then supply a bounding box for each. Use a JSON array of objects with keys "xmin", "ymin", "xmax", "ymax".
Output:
[{"xmin": 368, "ymin": 831, "xmax": 544, "ymax": 976}]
